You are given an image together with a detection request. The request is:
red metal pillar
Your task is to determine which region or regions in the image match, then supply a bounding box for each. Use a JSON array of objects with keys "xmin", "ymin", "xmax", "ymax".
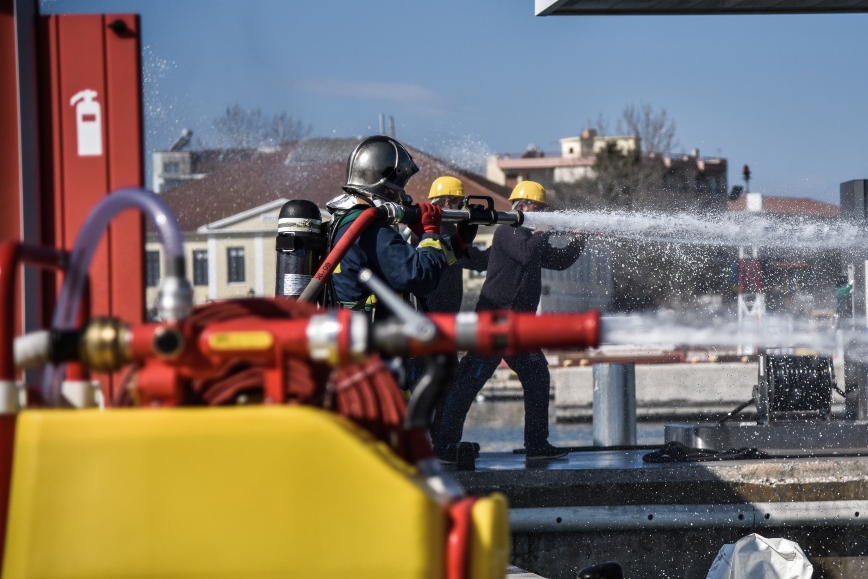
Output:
[
  {"xmin": 104, "ymin": 14, "xmax": 145, "ymax": 326},
  {"xmin": 38, "ymin": 14, "xmax": 145, "ymax": 389},
  {"xmin": 0, "ymin": 1, "xmax": 23, "ymax": 338}
]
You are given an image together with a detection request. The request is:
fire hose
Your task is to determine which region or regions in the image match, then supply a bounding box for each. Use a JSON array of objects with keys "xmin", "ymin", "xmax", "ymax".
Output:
[{"xmin": 12, "ymin": 294, "xmax": 599, "ymax": 451}]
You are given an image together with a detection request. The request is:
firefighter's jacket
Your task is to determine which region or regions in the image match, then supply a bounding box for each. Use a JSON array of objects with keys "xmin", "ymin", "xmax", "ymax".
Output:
[
  {"xmin": 331, "ymin": 210, "xmax": 455, "ymax": 307},
  {"xmin": 476, "ymin": 226, "xmax": 584, "ymax": 313},
  {"xmin": 424, "ymin": 222, "xmax": 490, "ymax": 313}
]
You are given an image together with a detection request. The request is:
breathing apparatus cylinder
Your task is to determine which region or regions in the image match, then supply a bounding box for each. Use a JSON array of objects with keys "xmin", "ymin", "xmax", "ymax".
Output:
[{"xmin": 275, "ymin": 200, "xmax": 326, "ymax": 299}]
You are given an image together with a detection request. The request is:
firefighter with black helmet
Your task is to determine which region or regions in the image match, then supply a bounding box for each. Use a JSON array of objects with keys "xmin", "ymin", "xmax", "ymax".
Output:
[{"xmin": 325, "ymin": 136, "xmax": 473, "ymax": 316}]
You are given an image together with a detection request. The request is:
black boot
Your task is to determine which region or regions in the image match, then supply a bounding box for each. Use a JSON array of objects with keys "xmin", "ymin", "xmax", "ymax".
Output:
[{"xmin": 577, "ymin": 561, "xmax": 623, "ymax": 579}]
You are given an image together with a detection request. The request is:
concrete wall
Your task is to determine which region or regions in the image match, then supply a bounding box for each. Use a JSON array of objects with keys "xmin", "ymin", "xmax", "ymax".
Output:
[
  {"xmin": 552, "ymin": 363, "xmax": 758, "ymax": 420},
  {"xmin": 546, "ymin": 361, "xmax": 846, "ymax": 420}
]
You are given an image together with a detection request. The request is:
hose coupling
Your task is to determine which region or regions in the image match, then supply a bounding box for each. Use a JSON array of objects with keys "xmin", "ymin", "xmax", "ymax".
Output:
[
  {"xmin": 375, "ymin": 203, "xmax": 406, "ymax": 225},
  {"xmin": 79, "ymin": 317, "xmax": 132, "ymax": 372},
  {"xmin": 156, "ymin": 275, "xmax": 194, "ymax": 321},
  {"xmin": 307, "ymin": 311, "xmax": 369, "ymax": 366}
]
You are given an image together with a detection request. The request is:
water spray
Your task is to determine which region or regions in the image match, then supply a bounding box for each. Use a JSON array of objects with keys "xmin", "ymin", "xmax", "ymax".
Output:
[{"xmin": 519, "ymin": 209, "xmax": 865, "ymax": 250}]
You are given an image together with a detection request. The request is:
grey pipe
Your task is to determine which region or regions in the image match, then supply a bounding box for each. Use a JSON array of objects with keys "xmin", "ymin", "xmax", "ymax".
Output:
[
  {"xmin": 593, "ymin": 363, "xmax": 637, "ymax": 446},
  {"xmin": 439, "ymin": 208, "xmax": 523, "ymax": 227},
  {"xmin": 510, "ymin": 501, "xmax": 868, "ymax": 533}
]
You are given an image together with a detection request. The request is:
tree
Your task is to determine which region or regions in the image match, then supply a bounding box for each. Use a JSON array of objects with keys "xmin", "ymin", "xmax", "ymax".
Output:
[
  {"xmin": 618, "ymin": 103, "xmax": 677, "ymax": 156},
  {"xmin": 555, "ymin": 104, "xmax": 696, "ymax": 212},
  {"xmin": 212, "ymin": 105, "xmax": 311, "ymax": 149}
]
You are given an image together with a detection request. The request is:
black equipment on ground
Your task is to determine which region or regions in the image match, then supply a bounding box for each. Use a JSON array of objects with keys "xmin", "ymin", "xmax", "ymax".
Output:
[
  {"xmin": 275, "ymin": 200, "xmax": 326, "ymax": 299},
  {"xmin": 577, "ymin": 561, "xmax": 624, "ymax": 579},
  {"xmin": 755, "ymin": 355, "xmax": 834, "ymax": 422}
]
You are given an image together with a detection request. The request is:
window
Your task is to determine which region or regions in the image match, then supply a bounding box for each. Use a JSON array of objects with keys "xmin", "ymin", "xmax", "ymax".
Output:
[
  {"xmin": 163, "ymin": 161, "xmax": 180, "ymax": 174},
  {"xmin": 227, "ymin": 247, "xmax": 245, "ymax": 283},
  {"xmin": 145, "ymin": 250, "xmax": 160, "ymax": 287},
  {"xmin": 193, "ymin": 250, "xmax": 208, "ymax": 286}
]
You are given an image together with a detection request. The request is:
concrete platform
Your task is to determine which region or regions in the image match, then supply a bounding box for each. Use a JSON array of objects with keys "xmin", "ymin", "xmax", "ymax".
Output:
[
  {"xmin": 454, "ymin": 450, "xmax": 868, "ymax": 579},
  {"xmin": 667, "ymin": 420, "xmax": 868, "ymax": 451},
  {"xmin": 507, "ymin": 565, "xmax": 546, "ymax": 578}
]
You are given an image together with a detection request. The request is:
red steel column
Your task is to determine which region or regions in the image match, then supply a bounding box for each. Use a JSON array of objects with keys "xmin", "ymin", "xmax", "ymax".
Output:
[
  {"xmin": 105, "ymin": 14, "xmax": 145, "ymax": 325},
  {"xmin": 0, "ymin": 1, "xmax": 21, "ymax": 565},
  {"xmin": 54, "ymin": 15, "xmax": 112, "ymax": 315},
  {"xmin": 0, "ymin": 2, "xmax": 22, "ymax": 343},
  {"xmin": 38, "ymin": 14, "xmax": 145, "ymax": 390}
]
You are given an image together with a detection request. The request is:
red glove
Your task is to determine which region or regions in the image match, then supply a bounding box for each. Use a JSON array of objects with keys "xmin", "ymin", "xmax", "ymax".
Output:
[{"xmin": 417, "ymin": 202, "xmax": 442, "ymax": 235}]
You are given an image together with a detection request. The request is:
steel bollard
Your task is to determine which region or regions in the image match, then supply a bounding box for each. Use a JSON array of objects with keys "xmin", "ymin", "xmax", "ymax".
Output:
[{"xmin": 593, "ymin": 363, "xmax": 637, "ymax": 446}]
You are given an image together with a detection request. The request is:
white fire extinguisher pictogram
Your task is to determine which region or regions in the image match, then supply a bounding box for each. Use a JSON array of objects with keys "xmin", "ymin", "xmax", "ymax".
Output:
[{"xmin": 70, "ymin": 89, "xmax": 103, "ymax": 157}]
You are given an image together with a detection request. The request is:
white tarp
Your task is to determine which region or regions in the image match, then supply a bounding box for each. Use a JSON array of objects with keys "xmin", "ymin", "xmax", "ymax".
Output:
[{"xmin": 706, "ymin": 534, "xmax": 813, "ymax": 579}]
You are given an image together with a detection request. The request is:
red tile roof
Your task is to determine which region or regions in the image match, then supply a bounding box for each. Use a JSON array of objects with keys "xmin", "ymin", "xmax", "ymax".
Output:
[
  {"xmin": 727, "ymin": 196, "xmax": 839, "ymax": 218},
  {"xmin": 157, "ymin": 139, "xmax": 511, "ymax": 232}
]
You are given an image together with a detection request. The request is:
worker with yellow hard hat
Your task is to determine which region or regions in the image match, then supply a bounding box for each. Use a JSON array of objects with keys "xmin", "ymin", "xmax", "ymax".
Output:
[
  {"xmin": 421, "ymin": 176, "xmax": 490, "ymax": 457},
  {"xmin": 422, "ymin": 176, "xmax": 488, "ymax": 314},
  {"xmin": 434, "ymin": 180, "xmax": 588, "ymax": 462},
  {"xmin": 507, "ymin": 180, "xmax": 549, "ymax": 212},
  {"xmin": 427, "ymin": 175, "xmax": 466, "ymax": 209}
]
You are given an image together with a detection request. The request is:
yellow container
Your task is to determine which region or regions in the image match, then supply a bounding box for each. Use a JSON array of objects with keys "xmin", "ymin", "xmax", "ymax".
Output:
[{"xmin": 3, "ymin": 406, "xmax": 447, "ymax": 578}]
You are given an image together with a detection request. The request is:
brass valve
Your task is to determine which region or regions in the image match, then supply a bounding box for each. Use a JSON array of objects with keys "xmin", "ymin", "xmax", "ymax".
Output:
[{"xmin": 79, "ymin": 317, "xmax": 132, "ymax": 372}]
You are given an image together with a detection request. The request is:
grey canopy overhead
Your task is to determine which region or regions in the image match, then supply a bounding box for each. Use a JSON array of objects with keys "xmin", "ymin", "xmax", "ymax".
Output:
[{"xmin": 536, "ymin": 0, "xmax": 868, "ymax": 16}]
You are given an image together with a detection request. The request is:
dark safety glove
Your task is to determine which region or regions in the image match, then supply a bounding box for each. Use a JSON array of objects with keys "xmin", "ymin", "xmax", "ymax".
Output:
[
  {"xmin": 418, "ymin": 202, "xmax": 442, "ymax": 235},
  {"xmin": 409, "ymin": 221, "xmax": 425, "ymax": 238},
  {"xmin": 455, "ymin": 221, "xmax": 478, "ymax": 250}
]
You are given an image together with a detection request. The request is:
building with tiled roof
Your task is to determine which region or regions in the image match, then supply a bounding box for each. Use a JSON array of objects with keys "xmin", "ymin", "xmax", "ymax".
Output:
[
  {"xmin": 486, "ymin": 129, "xmax": 728, "ymax": 208},
  {"xmin": 727, "ymin": 194, "xmax": 840, "ymax": 219},
  {"xmin": 144, "ymin": 137, "xmax": 512, "ymax": 314}
]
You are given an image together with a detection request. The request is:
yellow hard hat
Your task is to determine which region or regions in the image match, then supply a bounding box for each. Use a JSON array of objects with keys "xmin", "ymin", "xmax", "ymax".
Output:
[
  {"xmin": 428, "ymin": 176, "xmax": 465, "ymax": 199},
  {"xmin": 508, "ymin": 181, "xmax": 547, "ymax": 206}
]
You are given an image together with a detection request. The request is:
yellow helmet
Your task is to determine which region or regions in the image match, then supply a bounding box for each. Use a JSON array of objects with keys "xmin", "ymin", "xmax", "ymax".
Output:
[
  {"xmin": 508, "ymin": 181, "xmax": 547, "ymax": 206},
  {"xmin": 428, "ymin": 176, "xmax": 465, "ymax": 199}
]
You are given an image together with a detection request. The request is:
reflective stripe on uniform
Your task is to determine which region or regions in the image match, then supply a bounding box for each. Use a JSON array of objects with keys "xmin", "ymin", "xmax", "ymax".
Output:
[{"xmin": 418, "ymin": 238, "xmax": 457, "ymax": 265}]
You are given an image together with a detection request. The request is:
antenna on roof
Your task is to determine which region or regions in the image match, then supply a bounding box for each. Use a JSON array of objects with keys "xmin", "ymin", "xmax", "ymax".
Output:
[
  {"xmin": 169, "ymin": 129, "xmax": 192, "ymax": 152},
  {"xmin": 389, "ymin": 116, "xmax": 395, "ymax": 139},
  {"xmin": 379, "ymin": 113, "xmax": 385, "ymax": 136}
]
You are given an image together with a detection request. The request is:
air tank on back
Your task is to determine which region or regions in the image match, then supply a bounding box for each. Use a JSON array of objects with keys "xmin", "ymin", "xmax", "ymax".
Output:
[{"xmin": 275, "ymin": 200, "xmax": 326, "ymax": 299}]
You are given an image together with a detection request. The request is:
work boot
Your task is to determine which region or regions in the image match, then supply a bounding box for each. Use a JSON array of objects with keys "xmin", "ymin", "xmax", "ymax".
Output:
[
  {"xmin": 436, "ymin": 441, "xmax": 480, "ymax": 463},
  {"xmin": 577, "ymin": 561, "xmax": 623, "ymax": 579},
  {"xmin": 525, "ymin": 442, "xmax": 569, "ymax": 461},
  {"xmin": 436, "ymin": 444, "xmax": 457, "ymax": 464}
]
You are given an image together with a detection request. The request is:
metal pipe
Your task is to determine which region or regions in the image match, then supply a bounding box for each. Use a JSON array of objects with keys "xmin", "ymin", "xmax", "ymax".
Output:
[
  {"xmin": 0, "ymin": 243, "xmax": 68, "ymax": 382},
  {"xmin": 510, "ymin": 501, "xmax": 868, "ymax": 533},
  {"xmin": 592, "ymin": 363, "xmax": 636, "ymax": 446},
  {"xmin": 439, "ymin": 208, "xmax": 524, "ymax": 227}
]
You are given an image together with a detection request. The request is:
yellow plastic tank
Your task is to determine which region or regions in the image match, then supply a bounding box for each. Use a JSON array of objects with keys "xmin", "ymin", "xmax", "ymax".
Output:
[{"xmin": 3, "ymin": 406, "xmax": 447, "ymax": 578}]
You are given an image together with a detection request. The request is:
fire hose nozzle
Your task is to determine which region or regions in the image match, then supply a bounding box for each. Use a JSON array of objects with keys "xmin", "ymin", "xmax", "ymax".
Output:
[{"xmin": 378, "ymin": 195, "xmax": 524, "ymax": 228}]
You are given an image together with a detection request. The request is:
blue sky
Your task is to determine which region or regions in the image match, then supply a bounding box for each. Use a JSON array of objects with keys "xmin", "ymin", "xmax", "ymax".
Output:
[{"xmin": 42, "ymin": 0, "xmax": 868, "ymax": 204}]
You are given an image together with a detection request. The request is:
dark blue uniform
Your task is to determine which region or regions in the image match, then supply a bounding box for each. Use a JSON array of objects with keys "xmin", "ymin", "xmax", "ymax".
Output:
[
  {"xmin": 433, "ymin": 226, "xmax": 584, "ymax": 455},
  {"xmin": 331, "ymin": 213, "xmax": 454, "ymax": 308}
]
